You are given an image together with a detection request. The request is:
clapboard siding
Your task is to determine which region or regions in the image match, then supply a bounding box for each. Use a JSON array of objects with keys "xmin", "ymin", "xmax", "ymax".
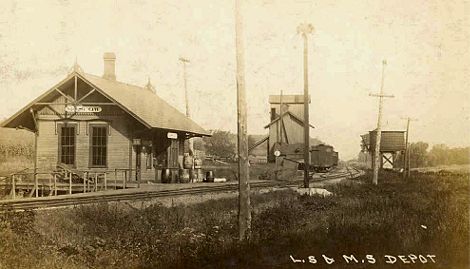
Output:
[
  {"xmin": 36, "ymin": 115, "xmax": 133, "ymax": 171},
  {"xmin": 37, "ymin": 120, "xmax": 58, "ymax": 169}
]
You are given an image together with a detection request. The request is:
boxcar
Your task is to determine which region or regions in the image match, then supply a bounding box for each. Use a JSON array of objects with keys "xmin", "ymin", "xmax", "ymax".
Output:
[{"xmin": 310, "ymin": 144, "xmax": 338, "ymax": 172}]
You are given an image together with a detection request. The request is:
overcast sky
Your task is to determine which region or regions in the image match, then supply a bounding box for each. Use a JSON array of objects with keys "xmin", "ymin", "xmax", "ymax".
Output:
[{"xmin": 0, "ymin": 0, "xmax": 468, "ymax": 160}]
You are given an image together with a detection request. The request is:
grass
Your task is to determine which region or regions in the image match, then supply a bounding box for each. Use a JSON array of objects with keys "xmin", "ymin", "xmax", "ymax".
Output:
[
  {"xmin": 0, "ymin": 171, "xmax": 468, "ymax": 269},
  {"xmin": 0, "ymin": 156, "xmax": 32, "ymax": 177}
]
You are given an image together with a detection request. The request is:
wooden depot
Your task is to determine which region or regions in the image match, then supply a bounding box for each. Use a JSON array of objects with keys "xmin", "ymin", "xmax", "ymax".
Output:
[{"xmin": 1, "ymin": 53, "xmax": 210, "ymax": 198}]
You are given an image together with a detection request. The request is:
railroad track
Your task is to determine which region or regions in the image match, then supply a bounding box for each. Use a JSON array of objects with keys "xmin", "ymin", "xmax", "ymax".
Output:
[{"xmin": 0, "ymin": 167, "xmax": 362, "ymax": 212}]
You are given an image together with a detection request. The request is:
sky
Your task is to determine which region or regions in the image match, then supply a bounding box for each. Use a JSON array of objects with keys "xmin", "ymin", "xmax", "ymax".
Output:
[{"xmin": 0, "ymin": 0, "xmax": 469, "ymax": 160}]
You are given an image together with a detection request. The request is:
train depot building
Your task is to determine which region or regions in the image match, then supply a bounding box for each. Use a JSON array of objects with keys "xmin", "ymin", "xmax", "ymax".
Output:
[{"xmin": 1, "ymin": 53, "xmax": 210, "ymax": 188}]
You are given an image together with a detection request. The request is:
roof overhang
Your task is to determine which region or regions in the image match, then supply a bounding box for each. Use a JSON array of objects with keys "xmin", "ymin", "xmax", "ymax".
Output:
[{"xmin": 2, "ymin": 71, "xmax": 211, "ymax": 137}]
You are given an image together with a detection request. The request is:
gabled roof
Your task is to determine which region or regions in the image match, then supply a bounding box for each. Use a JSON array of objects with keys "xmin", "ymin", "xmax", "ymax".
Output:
[
  {"xmin": 264, "ymin": 111, "xmax": 314, "ymax": 129},
  {"xmin": 1, "ymin": 71, "xmax": 210, "ymax": 136},
  {"xmin": 81, "ymin": 73, "xmax": 210, "ymax": 136}
]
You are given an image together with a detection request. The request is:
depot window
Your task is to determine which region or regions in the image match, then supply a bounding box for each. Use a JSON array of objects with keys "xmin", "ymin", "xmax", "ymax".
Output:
[
  {"xmin": 59, "ymin": 125, "xmax": 76, "ymax": 166},
  {"xmin": 89, "ymin": 125, "xmax": 108, "ymax": 167}
]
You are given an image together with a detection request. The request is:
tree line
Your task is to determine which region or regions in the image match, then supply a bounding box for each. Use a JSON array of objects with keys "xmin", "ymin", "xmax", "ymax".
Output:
[
  {"xmin": 358, "ymin": 142, "xmax": 470, "ymax": 168},
  {"xmin": 408, "ymin": 143, "xmax": 470, "ymax": 168}
]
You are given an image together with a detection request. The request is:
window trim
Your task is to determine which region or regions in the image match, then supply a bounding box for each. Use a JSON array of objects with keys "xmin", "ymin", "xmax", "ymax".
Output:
[
  {"xmin": 88, "ymin": 123, "xmax": 109, "ymax": 168},
  {"xmin": 57, "ymin": 123, "xmax": 77, "ymax": 168}
]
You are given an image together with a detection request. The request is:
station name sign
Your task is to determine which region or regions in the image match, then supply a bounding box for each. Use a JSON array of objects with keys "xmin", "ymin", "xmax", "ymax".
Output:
[
  {"xmin": 65, "ymin": 105, "xmax": 102, "ymax": 113},
  {"xmin": 167, "ymin": 132, "xmax": 178, "ymax": 139}
]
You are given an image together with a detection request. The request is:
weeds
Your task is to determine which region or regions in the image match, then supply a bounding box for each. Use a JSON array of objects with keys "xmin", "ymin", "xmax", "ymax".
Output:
[{"xmin": 0, "ymin": 171, "xmax": 468, "ymax": 269}]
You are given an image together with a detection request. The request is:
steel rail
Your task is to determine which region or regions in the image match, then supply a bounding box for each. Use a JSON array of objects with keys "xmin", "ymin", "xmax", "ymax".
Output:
[{"xmin": 0, "ymin": 167, "xmax": 362, "ymax": 212}]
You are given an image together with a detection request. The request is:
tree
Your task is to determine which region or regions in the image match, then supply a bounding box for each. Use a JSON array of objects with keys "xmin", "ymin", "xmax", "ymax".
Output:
[
  {"xmin": 427, "ymin": 144, "xmax": 449, "ymax": 166},
  {"xmin": 202, "ymin": 130, "xmax": 236, "ymax": 158},
  {"xmin": 427, "ymin": 144, "xmax": 470, "ymax": 166},
  {"xmin": 192, "ymin": 137, "xmax": 205, "ymax": 151},
  {"xmin": 409, "ymin": 142, "xmax": 429, "ymax": 168}
]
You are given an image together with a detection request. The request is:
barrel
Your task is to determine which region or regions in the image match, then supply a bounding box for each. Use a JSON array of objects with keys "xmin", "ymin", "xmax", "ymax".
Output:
[
  {"xmin": 161, "ymin": 169, "xmax": 172, "ymax": 183},
  {"xmin": 179, "ymin": 169, "xmax": 191, "ymax": 183},
  {"xmin": 183, "ymin": 154, "xmax": 194, "ymax": 169},
  {"xmin": 205, "ymin": 170, "xmax": 214, "ymax": 183},
  {"xmin": 194, "ymin": 158, "xmax": 203, "ymax": 168}
]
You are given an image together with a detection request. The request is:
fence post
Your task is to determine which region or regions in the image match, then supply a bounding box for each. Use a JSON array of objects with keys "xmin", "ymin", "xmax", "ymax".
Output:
[
  {"xmin": 11, "ymin": 175, "xmax": 16, "ymax": 199},
  {"xmin": 104, "ymin": 172, "xmax": 107, "ymax": 191},
  {"xmin": 83, "ymin": 172, "xmax": 86, "ymax": 193},
  {"xmin": 69, "ymin": 172, "xmax": 72, "ymax": 195},
  {"xmin": 94, "ymin": 173, "xmax": 98, "ymax": 192},
  {"xmin": 54, "ymin": 174, "xmax": 57, "ymax": 196},
  {"xmin": 114, "ymin": 169, "xmax": 117, "ymax": 190},
  {"xmin": 85, "ymin": 172, "xmax": 88, "ymax": 192},
  {"xmin": 48, "ymin": 174, "xmax": 52, "ymax": 196},
  {"xmin": 124, "ymin": 170, "xmax": 127, "ymax": 189}
]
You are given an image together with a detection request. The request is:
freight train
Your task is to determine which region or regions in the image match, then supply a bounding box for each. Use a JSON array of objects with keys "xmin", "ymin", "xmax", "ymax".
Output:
[
  {"xmin": 272, "ymin": 143, "xmax": 339, "ymax": 172},
  {"xmin": 309, "ymin": 144, "xmax": 339, "ymax": 172}
]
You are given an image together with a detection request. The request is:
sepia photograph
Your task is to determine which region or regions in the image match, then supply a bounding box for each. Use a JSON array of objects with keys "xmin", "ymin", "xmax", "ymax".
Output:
[{"xmin": 0, "ymin": 0, "xmax": 469, "ymax": 268}]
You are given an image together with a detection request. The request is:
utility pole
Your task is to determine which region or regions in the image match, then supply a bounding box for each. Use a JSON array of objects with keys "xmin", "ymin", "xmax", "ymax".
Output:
[
  {"xmin": 235, "ymin": 0, "xmax": 251, "ymax": 241},
  {"xmin": 179, "ymin": 57, "xmax": 194, "ymax": 156},
  {"xmin": 279, "ymin": 90, "xmax": 283, "ymax": 144},
  {"xmin": 369, "ymin": 60, "xmax": 394, "ymax": 185},
  {"xmin": 297, "ymin": 23, "xmax": 314, "ymax": 188},
  {"xmin": 401, "ymin": 117, "xmax": 418, "ymax": 178}
]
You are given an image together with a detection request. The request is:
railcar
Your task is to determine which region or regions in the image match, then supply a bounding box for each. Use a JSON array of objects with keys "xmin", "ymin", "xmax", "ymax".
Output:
[{"xmin": 310, "ymin": 144, "xmax": 338, "ymax": 172}]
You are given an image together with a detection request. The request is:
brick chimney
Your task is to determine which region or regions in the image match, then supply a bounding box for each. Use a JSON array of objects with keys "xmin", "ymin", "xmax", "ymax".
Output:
[{"xmin": 103, "ymin": 52, "xmax": 116, "ymax": 80}]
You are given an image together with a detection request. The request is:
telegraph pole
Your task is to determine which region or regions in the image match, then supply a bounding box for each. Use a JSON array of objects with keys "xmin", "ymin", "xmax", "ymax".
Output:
[
  {"xmin": 179, "ymin": 57, "xmax": 190, "ymax": 117},
  {"xmin": 401, "ymin": 117, "xmax": 418, "ymax": 178},
  {"xmin": 297, "ymin": 23, "xmax": 314, "ymax": 188},
  {"xmin": 369, "ymin": 60, "xmax": 394, "ymax": 185},
  {"xmin": 179, "ymin": 57, "xmax": 194, "ymax": 156},
  {"xmin": 235, "ymin": 0, "xmax": 251, "ymax": 241}
]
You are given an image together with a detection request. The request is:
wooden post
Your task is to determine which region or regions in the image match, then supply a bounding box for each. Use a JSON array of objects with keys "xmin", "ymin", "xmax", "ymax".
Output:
[
  {"xmin": 29, "ymin": 109, "xmax": 39, "ymax": 197},
  {"xmin": 34, "ymin": 132, "xmax": 39, "ymax": 197},
  {"xmin": 369, "ymin": 60, "xmax": 394, "ymax": 185},
  {"xmin": 302, "ymin": 29, "xmax": 310, "ymax": 188},
  {"xmin": 403, "ymin": 118, "xmax": 410, "ymax": 179},
  {"xmin": 114, "ymin": 169, "xmax": 117, "ymax": 190},
  {"xmin": 94, "ymin": 173, "xmax": 98, "ymax": 192},
  {"xmin": 104, "ymin": 172, "xmax": 107, "ymax": 190},
  {"xmin": 128, "ymin": 130, "xmax": 133, "ymax": 187},
  {"xmin": 85, "ymin": 172, "xmax": 89, "ymax": 192},
  {"xmin": 179, "ymin": 57, "xmax": 194, "ymax": 157},
  {"xmin": 401, "ymin": 117, "xmax": 417, "ymax": 178},
  {"xmin": 235, "ymin": 0, "xmax": 251, "ymax": 241},
  {"xmin": 297, "ymin": 23, "xmax": 314, "ymax": 188},
  {"xmin": 54, "ymin": 174, "xmax": 57, "ymax": 196},
  {"xmin": 11, "ymin": 175, "xmax": 16, "ymax": 199},
  {"xmin": 83, "ymin": 172, "xmax": 87, "ymax": 193},
  {"xmin": 136, "ymin": 147, "xmax": 141, "ymax": 188},
  {"xmin": 48, "ymin": 174, "xmax": 52, "ymax": 196},
  {"xmin": 68, "ymin": 172, "xmax": 72, "ymax": 194},
  {"xmin": 407, "ymin": 142, "xmax": 412, "ymax": 177},
  {"xmin": 124, "ymin": 170, "xmax": 127, "ymax": 189}
]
